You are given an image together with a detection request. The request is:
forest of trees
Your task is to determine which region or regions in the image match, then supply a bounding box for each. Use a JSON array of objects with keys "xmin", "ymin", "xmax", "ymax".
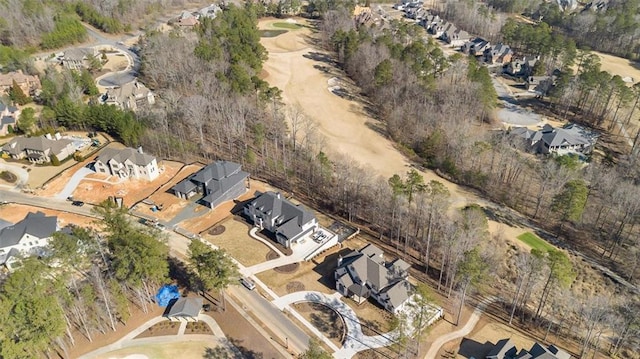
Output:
[{"xmin": 0, "ymin": 201, "xmax": 238, "ymax": 358}]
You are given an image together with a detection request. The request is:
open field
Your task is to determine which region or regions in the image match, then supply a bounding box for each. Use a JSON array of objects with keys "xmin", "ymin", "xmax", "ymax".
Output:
[
  {"xmin": 70, "ymin": 161, "xmax": 182, "ymax": 207},
  {"xmin": 91, "ymin": 340, "xmax": 232, "ymax": 359},
  {"xmin": 202, "ymin": 217, "xmax": 275, "ymax": 267},
  {"xmin": 517, "ymin": 232, "xmax": 555, "ymax": 252}
]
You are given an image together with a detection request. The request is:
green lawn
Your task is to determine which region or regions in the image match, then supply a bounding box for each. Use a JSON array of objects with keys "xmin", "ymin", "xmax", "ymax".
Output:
[
  {"xmin": 517, "ymin": 232, "xmax": 556, "ymax": 252},
  {"xmin": 272, "ymin": 22, "xmax": 303, "ymax": 29}
]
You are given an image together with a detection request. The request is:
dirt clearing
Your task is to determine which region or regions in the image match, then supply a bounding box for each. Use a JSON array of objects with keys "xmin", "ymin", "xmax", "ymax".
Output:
[{"xmin": 0, "ymin": 203, "xmax": 98, "ymax": 229}]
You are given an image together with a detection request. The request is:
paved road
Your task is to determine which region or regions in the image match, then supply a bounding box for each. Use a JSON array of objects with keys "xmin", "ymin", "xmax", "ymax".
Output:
[
  {"xmin": 0, "ymin": 190, "xmax": 99, "ymax": 217},
  {"xmin": 228, "ymin": 285, "xmax": 310, "ymax": 354}
]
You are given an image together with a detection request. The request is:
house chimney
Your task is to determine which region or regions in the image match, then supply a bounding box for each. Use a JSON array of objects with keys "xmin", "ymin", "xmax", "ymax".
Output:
[
  {"xmin": 276, "ymin": 192, "xmax": 281, "ymax": 199},
  {"xmin": 54, "ymin": 132, "xmax": 61, "ymax": 140},
  {"xmin": 137, "ymin": 146, "xmax": 143, "ymax": 154},
  {"xmin": 45, "ymin": 133, "xmax": 52, "ymax": 140},
  {"xmin": 337, "ymin": 255, "xmax": 343, "ymax": 266}
]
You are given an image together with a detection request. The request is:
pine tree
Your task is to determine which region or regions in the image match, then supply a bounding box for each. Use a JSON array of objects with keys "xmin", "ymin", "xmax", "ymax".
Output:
[{"xmin": 9, "ymin": 79, "xmax": 31, "ymax": 105}]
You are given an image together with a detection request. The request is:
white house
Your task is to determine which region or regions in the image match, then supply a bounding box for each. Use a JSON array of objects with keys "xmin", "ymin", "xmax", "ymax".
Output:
[
  {"xmin": 94, "ymin": 147, "xmax": 159, "ymax": 181},
  {"xmin": 0, "ymin": 212, "xmax": 58, "ymax": 270}
]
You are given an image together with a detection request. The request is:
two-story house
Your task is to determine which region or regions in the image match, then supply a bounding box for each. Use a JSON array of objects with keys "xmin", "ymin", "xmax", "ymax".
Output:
[
  {"xmin": 1, "ymin": 134, "xmax": 75, "ymax": 164},
  {"xmin": 173, "ymin": 160, "xmax": 249, "ymax": 209},
  {"xmin": 0, "ymin": 212, "xmax": 58, "ymax": 270},
  {"xmin": 334, "ymin": 244, "xmax": 413, "ymax": 313},
  {"xmin": 244, "ymin": 191, "xmax": 318, "ymax": 248},
  {"xmin": 101, "ymin": 81, "xmax": 155, "ymax": 112},
  {"xmin": 0, "ymin": 70, "xmax": 41, "ymax": 96},
  {"xmin": 94, "ymin": 147, "xmax": 159, "ymax": 181}
]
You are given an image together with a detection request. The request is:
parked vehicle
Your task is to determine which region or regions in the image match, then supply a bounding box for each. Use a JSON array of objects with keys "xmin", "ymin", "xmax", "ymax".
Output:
[
  {"xmin": 71, "ymin": 201, "xmax": 84, "ymax": 207},
  {"xmin": 241, "ymin": 277, "xmax": 256, "ymax": 290}
]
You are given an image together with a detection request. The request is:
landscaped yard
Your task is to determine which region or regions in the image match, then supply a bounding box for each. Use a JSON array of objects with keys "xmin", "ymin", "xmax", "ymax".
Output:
[
  {"xmin": 91, "ymin": 340, "xmax": 235, "ymax": 359},
  {"xmin": 516, "ymin": 232, "xmax": 555, "ymax": 252},
  {"xmin": 202, "ymin": 217, "xmax": 274, "ymax": 267},
  {"xmin": 341, "ymin": 297, "xmax": 394, "ymax": 336},
  {"xmin": 134, "ymin": 321, "xmax": 180, "ymax": 339}
]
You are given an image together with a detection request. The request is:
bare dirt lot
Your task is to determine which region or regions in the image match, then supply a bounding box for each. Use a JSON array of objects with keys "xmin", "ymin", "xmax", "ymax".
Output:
[
  {"xmin": 132, "ymin": 163, "xmax": 202, "ymax": 222},
  {"xmin": 0, "ymin": 203, "xmax": 98, "ymax": 229},
  {"xmin": 70, "ymin": 160, "xmax": 182, "ymax": 207}
]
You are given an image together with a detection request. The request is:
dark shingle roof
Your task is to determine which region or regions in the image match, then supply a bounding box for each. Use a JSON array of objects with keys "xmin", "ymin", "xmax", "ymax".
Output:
[
  {"xmin": 1, "ymin": 136, "xmax": 73, "ymax": 155},
  {"xmin": 486, "ymin": 338, "xmax": 517, "ymax": 358},
  {"xmin": 249, "ymin": 191, "xmax": 316, "ymax": 241}
]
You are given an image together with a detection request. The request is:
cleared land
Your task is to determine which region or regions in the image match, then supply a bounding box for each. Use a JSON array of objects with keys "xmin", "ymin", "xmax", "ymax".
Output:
[
  {"xmin": 70, "ymin": 161, "xmax": 181, "ymax": 207},
  {"xmin": 516, "ymin": 232, "xmax": 555, "ymax": 252},
  {"xmin": 0, "ymin": 203, "xmax": 97, "ymax": 229}
]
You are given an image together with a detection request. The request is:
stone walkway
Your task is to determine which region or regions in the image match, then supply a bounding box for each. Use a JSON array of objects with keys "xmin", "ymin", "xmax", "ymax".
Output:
[{"xmin": 273, "ymin": 291, "xmax": 401, "ymax": 358}]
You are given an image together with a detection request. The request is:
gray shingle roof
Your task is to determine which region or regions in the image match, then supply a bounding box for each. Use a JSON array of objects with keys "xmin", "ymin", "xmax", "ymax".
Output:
[
  {"xmin": 166, "ymin": 297, "xmax": 203, "ymax": 318},
  {"xmin": 382, "ymin": 280, "xmax": 412, "ymax": 309},
  {"xmin": 173, "ymin": 161, "xmax": 248, "ymax": 206},
  {"xmin": 248, "ymin": 191, "xmax": 316, "ymax": 241},
  {"xmin": 486, "ymin": 338, "xmax": 517, "ymax": 358},
  {"xmin": 1, "ymin": 116, "xmax": 16, "ymax": 126},
  {"xmin": 96, "ymin": 147, "xmax": 156, "ymax": 167},
  {"xmin": 0, "ymin": 212, "xmax": 57, "ymax": 249},
  {"xmin": 1, "ymin": 136, "xmax": 73, "ymax": 155}
]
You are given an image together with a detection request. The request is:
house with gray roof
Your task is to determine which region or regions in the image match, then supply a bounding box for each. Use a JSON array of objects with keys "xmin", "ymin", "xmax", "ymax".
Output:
[
  {"xmin": 165, "ymin": 297, "xmax": 203, "ymax": 322},
  {"xmin": 442, "ymin": 27, "xmax": 471, "ymax": 47},
  {"xmin": 485, "ymin": 339, "xmax": 571, "ymax": 359},
  {"xmin": 173, "ymin": 160, "xmax": 249, "ymax": 209},
  {"xmin": 94, "ymin": 147, "xmax": 159, "ymax": 181},
  {"xmin": 335, "ymin": 244, "xmax": 413, "ymax": 313},
  {"xmin": 101, "ymin": 81, "xmax": 155, "ymax": 112},
  {"xmin": 484, "ymin": 43, "xmax": 514, "ymax": 65},
  {"xmin": 62, "ymin": 47, "xmax": 97, "ymax": 70},
  {"xmin": 0, "ymin": 212, "xmax": 58, "ymax": 270},
  {"xmin": 0, "ymin": 102, "xmax": 20, "ymax": 136},
  {"xmin": 511, "ymin": 124, "xmax": 597, "ymax": 155},
  {"xmin": 244, "ymin": 191, "xmax": 318, "ymax": 248},
  {"xmin": 463, "ymin": 38, "xmax": 491, "ymax": 56},
  {"xmin": 1, "ymin": 133, "xmax": 75, "ymax": 164}
]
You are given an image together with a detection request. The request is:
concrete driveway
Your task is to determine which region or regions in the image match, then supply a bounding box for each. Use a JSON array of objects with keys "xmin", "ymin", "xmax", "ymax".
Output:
[{"xmin": 55, "ymin": 166, "xmax": 94, "ymax": 200}]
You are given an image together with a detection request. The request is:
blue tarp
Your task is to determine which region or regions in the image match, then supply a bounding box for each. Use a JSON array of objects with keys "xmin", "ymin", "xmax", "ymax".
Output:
[{"xmin": 155, "ymin": 285, "xmax": 180, "ymax": 307}]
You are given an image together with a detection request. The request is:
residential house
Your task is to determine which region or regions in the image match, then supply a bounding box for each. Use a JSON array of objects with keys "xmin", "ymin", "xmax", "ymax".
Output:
[
  {"xmin": 335, "ymin": 244, "xmax": 413, "ymax": 313},
  {"xmin": 198, "ymin": 4, "xmax": 222, "ymax": 18},
  {"xmin": 505, "ymin": 56, "xmax": 538, "ymax": 77},
  {"xmin": 102, "ymin": 81, "xmax": 155, "ymax": 112},
  {"xmin": 173, "ymin": 160, "xmax": 249, "ymax": 209},
  {"xmin": 244, "ymin": 191, "xmax": 318, "ymax": 248},
  {"xmin": 0, "ymin": 212, "xmax": 58, "ymax": 270},
  {"xmin": 462, "ymin": 37, "xmax": 491, "ymax": 56},
  {"xmin": 0, "ymin": 70, "xmax": 41, "ymax": 96},
  {"xmin": 177, "ymin": 16, "xmax": 199, "ymax": 28},
  {"xmin": 165, "ymin": 297, "xmax": 203, "ymax": 322},
  {"xmin": 420, "ymin": 14, "xmax": 441, "ymax": 32},
  {"xmin": 442, "ymin": 27, "xmax": 470, "ymax": 47},
  {"xmin": 511, "ymin": 123, "xmax": 598, "ymax": 155},
  {"xmin": 94, "ymin": 147, "xmax": 159, "ymax": 181},
  {"xmin": 484, "ymin": 339, "xmax": 571, "ymax": 359},
  {"xmin": 1, "ymin": 133, "xmax": 75, "ymax": 163},
  {"xmin": 0, "ymin": 103, "xmax": 20, "ymax": 136},
  {"xmin": 483, "ymin": 43, "xmax": 514, "ymax": 65},
  {"xmin": 429, "ymin": 21, "xmax": 451, "ymax": 38},
  {"xmin": 525, "ymin": 76, "xmax": 555, "ymax": 96},
  {"xmin": 62, "ymin": 47, "xmax": 97, "ymax": 70}
]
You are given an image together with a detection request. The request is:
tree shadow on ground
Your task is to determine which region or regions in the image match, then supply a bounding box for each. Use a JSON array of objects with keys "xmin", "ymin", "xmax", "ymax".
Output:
[
  {"xmin": 168, "ymin": 256, "xmax": 193, "ymax": 290},
  {"xmin": 229, "ymin": 338, "xmax": 264, "ymax": 359}
]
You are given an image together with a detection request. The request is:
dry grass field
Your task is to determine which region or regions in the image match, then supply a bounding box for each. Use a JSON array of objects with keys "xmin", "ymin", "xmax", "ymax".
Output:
[
  {"xmin": 91, "ymin": 340, "xmax": 233, "ymax": 359},
  {"xmin": 201, "ymin": 217, "xmax": 274, "ymax": 267}
]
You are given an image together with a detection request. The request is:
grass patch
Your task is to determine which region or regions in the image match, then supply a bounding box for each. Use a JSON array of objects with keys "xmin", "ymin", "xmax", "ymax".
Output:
[
  {"xmin": 517, "ymin": 232, "xmax": 555, "ymax": 252},
  {"xmin": 0, "ymin": 171, "xmax": 17, "ymax": 183},
  {"xmin": 259, "ymin": 29, "xmax": 287, "ymax": 37},
  {"xmin": 272, "ymin": 22, "xmax": 303, "ymax": 29}
]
